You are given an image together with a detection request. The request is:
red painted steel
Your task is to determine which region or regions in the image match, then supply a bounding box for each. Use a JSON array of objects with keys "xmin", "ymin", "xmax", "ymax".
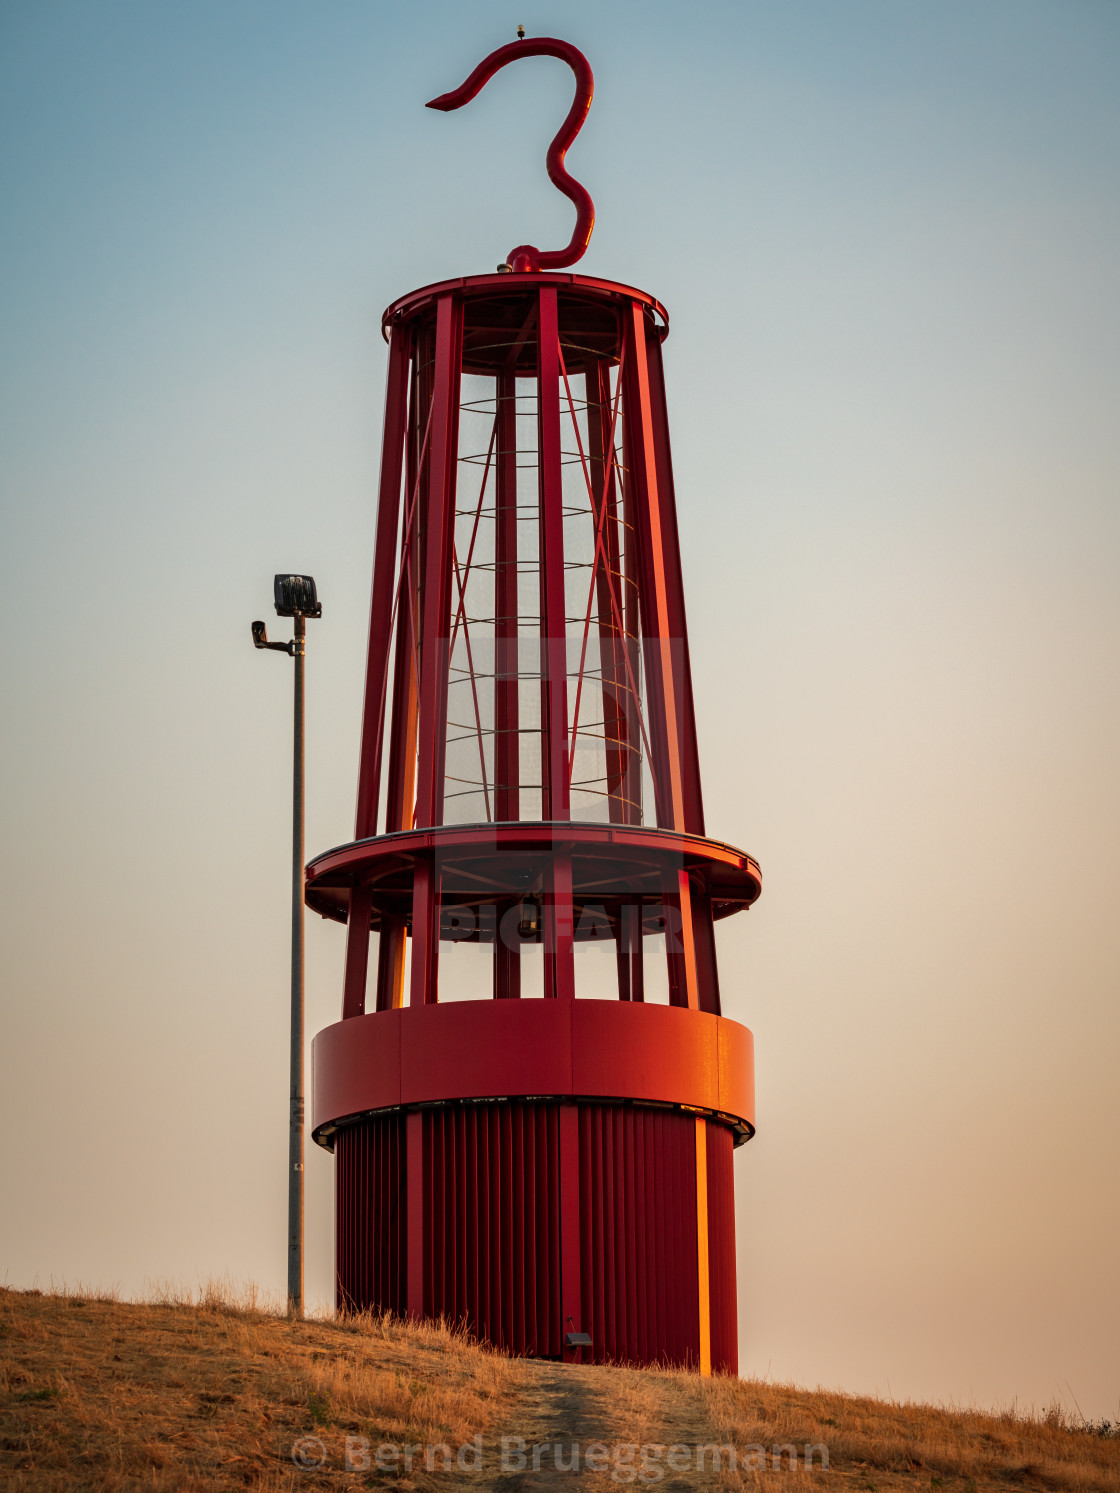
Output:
[
  {"xmin": 341, "ymin": 884, "xmax": 372, "ymax": 1019},
  {"xmin": 622, "ymin": 301, "xmax": 689, "ymax": 833},
  {"xmin": 306, "ymin": 821, "xmax": 760, "ymax": 928},
  {"xmin": 333, "ymin": 1098, "xmax": 726, "ymax": 1372},
  {"xmin": 643, "ymin": 323, "xmax": 706, "ymax": 837},
  {"xmin": 312, "ymin": 1001, "xmax": 754, "ymax": 1143},
  {"xmin": 494, "ymin": 367, "xmax": 519, "ymax": 823},
  {"xmin": 414, "ymin": 294, "xmax": 462, "ymax": 831},
  {"xmin": 313, "ymin": 109, "xmax": 760, "ymax": 1367},
  {"xmin": 705, "ymin": 1117, "xmax": 739, "ymax": 1375},
  {"xmin": 426, "ymin": 40, "xmax": 595, "ymax": 274},
  {"xmin": 537, "ymin": 286, "xmax": 570, "ymax": 822},
  {"xmin": 695, "ymin": 1116, "xmax": 712, "ymax": 1374},
  {"xmin": 336, "ymin": 1111, "xmax": 406, "ymax": 1316},
  {"xmin": 577, "ymin": 1105, "xmax": 701, "ymax": 1366},
  {"xmin": 354, "ymin": 325, "xmax": 411, "ymax": 842},
  {"xmin": 382, "ymin": 273, "xmax": 668, "ymax": 346}
]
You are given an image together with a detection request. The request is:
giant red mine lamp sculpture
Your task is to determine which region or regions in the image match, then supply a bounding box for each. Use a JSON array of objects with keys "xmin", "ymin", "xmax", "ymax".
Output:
[{"xmin": 309, "ymin": 37, "xmax": 760, "ymax": 1373}]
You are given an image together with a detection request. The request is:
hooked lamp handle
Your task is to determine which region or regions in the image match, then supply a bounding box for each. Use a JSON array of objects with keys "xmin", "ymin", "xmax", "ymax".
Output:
[{"xmin": 426, "ymin": 37, "xmax": 595, "ymax": 273}]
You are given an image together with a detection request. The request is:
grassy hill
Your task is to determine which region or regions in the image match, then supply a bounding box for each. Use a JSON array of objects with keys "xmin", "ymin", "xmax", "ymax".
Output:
[{"xmin": 1, "ymin": 1285, "xmax": 1116, "ymax": 1491}]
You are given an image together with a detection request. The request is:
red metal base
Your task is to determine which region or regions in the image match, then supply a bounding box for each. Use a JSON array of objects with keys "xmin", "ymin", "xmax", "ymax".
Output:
[
  {"xmin": 335, "ymin": 1099, "xmax": 737, "ymax": 1371},
  {"xmin": 316, "ymin": 999, "xmax": 750, "ymax": 1370}
]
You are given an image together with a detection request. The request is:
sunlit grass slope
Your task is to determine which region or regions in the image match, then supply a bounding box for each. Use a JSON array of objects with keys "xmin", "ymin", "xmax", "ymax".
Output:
[{"xmin": 1, "ymin": 1286, "xmax": 1116, "ymax": 1490}]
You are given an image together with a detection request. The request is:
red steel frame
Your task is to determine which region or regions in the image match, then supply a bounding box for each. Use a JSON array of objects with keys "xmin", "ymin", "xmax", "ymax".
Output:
[{"xmin": 311, "ymin": 267, "xmax": 761, "ymax": 1374}]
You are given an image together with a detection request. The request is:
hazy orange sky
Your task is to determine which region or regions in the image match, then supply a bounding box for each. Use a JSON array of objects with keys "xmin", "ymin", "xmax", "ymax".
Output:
[{"xmin": 1, "ymin": 0, "xmax": 1117, "ymax": 1420}]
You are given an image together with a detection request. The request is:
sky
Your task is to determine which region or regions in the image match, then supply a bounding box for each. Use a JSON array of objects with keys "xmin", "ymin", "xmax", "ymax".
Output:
[{"xmin": 1, "ymin": 0, "xmax": 1118, "ymax": 1421}]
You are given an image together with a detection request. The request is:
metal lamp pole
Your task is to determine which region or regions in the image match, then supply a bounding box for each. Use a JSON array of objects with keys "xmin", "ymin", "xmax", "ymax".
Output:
[
  {"xmin": 288, "ymin": 608, "xmax": 305, "ymax": 1316},
  {"xmin": 253, "ymin": 574, "xmax": 321, "ymax": 1317}
]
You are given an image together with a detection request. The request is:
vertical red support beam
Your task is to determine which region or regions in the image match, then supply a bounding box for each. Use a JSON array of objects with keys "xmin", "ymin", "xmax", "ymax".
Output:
[
  {"xmin": 494, "ymin": 366, "xmax": 522, "ymax": 1000},
  {"xmin": 509, "ymin": 1106, "xmax": 524, "ymax": 1353},
  {"xmin": 624, "ymin": 303, "xmax": 707, "ymax": 1014},
  {"xmin": 664, "ymin": 865, "xmax": 700, "ymax": 1010},
  {"xmin": 644, "ymin": 325, "xmax": 722, "ymax": 1012},
  {"xmin": 620, "ymin": 449, "xmax": 644, "ymax": 825},
  {"xmin": 384, "ymin": 611, "xmax": 419, "ymax": 839},
  {"xmin": 643, "ymin": 329, "xmax": 705, "ymax": 837},
  {"xmin": 354, "ymin": 323, "xmax": 411, "ymax": 841},
  {"xmin": 544, "ymin": 849, "xmax": 575, "ymax": 1001},
  {"xmin": 615, "ymin": 901, "xmax": 631, "ymax": 1002},
  {"xmin": 410, "ymin": 294, "xmax": 462, "ymax": 1008},
  {"xmin": 413, "ymin": 293, "xmax": 463, "ymax": 829},
  {"xmin": 409, "ymin": 857, "xmax": 441, "ymax": 1008},
  {"xmin": 374, "ymin": 921, "xmax": 408, "ymax": 1012},
  {"xmin": 560, "ymin": 1102, "xmax": 583, "ymax": 1361},
  {"xmin": 342, "ymin": 885, "xmax": 373, "ymax": 1018},
  {"xmin": 706, "ymin": 1121, "xmax": 738, "ymax": 1374},
  {"xmin": 493, "ymin": 907, "xmax": 520, "ymax": 999},
  {"xmin": 495, "ymin": 366, "xmax": 521, "ymax": 822},
  {"xmin": 695, "ymin": 1116, "xmax": 712, "ymax": 1376},
  {"xmin": 586, "ymin": 357, "xmax": 630, "ymax": 826},
  {"xmin": 375, "ymin": 348, "xmax": 426, "ymax": 1013},
  {"xmin": 537, "ymin": 286, "xmax": 575, "ymax": 1003},
  {"xmin": 537, "ymin": 286, "xmax": 570, "ymax": 821},
  {"xmin": 690, "ymin": 885, "xmax": 722, "ymax": 1016},
  {"xmin": 345, "ymin": 325, "xmax": 409, "ymax": 1020},
  {"xmin": 615, "ymin": 900, "xmax": 645, "ymax": 1002},
  {"xmin": 622, "ymin": 301, "xmax": 687, "ymax": 832},
  {"xmin": 406, "ymin": 1109, "xmax": 425, "ymax": 1320}
]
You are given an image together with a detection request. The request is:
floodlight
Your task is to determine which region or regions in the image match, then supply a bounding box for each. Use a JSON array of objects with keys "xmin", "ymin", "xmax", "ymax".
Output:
[{"xmin": 274, "ymin": 574, "xmax": 322, "ymax": 619}]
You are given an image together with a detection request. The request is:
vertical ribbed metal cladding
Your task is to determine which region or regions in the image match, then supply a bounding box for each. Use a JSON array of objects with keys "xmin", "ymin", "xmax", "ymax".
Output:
[
  {"xmin": 335, "ymin": 1112, "xmax": 406, "ymax": 1316},
  {"xmin": 422, "ymin": 1101, "xmax": 563, "ymax": 1358},
  {"xmin": 578, "ymin": 1104, "xmax": 701, "ymax": 1367},
  {"xmin": 705, "ymin": 1120, "xmax": 738, "ymax": 1374},
  {"xmin": 334, "ymin": 1099, "xmax": 732, "ymax": 1367}
]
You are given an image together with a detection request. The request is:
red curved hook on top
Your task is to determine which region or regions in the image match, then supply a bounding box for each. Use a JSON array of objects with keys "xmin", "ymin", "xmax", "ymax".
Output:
[{"xmin": 426, "ymin": 38, "xmax": 595, "ymax": 273}]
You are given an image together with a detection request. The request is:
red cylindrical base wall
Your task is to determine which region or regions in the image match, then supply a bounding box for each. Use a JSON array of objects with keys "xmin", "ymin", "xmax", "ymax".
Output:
[
  {"xmin": 335, "ymin": 1110, "xmax": 407, "ymax": 1319},
  {"xmin": 335, "ymin": 1100, "xmax": 737, "ymax": 1372}
]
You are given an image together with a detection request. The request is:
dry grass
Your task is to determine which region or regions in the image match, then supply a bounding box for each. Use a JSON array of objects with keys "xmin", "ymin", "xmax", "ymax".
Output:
[
  {"xmin": 699, "ymin": 1375, "xmax": 1120, "ymax": 1493},
  {"xmin": 0, "ymin": 1285, "xmax": 524, "ymax": 1490},
  {"xmin": 1, "ymin": 1284, "xmax": 1116, "ymax": 1491}
]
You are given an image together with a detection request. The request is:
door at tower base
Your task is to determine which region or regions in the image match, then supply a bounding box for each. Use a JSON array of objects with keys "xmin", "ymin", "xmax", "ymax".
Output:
[{"xmin": 335, "ymin": 1099, "xmax": 738, "ymax": 1372}]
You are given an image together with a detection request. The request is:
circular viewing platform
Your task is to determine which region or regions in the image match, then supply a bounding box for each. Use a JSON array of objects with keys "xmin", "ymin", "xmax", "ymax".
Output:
[{"xmin": 305, "ymin": 821, "xmax": 761, "ymax": 936}]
